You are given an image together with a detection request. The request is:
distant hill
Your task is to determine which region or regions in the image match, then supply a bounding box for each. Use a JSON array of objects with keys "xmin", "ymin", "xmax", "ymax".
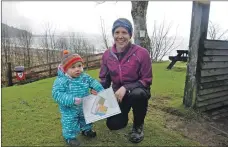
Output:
[{"xmin": 1, "ymin": 23, "xmax": 32, "ymax": 38}]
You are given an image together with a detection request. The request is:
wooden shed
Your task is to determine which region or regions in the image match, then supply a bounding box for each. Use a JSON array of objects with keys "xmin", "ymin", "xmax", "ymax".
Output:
[{"xmin": 183, "ymin": 1, "xmax": 228, "ymax": 113}]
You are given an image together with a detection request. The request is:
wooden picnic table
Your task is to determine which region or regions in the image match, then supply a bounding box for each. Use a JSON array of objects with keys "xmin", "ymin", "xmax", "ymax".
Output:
[{"xmin": 167, "ymin": 50, "xmax": 189, "ymax": 69}]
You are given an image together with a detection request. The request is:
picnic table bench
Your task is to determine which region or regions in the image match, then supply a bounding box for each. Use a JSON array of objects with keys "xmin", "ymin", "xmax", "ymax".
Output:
[{"xmin": 167, "ymin": 50, "xmax": 188, "ymax": 69}]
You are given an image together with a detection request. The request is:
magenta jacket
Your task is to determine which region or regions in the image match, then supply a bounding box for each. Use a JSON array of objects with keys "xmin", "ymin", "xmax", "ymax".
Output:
[{"xmin": 99, "ymin": 43, "xmax": 153, "ymax": 92}]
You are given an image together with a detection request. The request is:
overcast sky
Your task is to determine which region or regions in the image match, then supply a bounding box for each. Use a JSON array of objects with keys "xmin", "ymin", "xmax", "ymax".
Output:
[{"xmin": 2, "ymin": 1, "xmax": 228, "ymax": 36}]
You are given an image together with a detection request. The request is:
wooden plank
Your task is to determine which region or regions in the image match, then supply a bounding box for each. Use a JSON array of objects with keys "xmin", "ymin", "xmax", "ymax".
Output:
[
  {"xmin": 84, "ymin": 59, "xmax": 101, "ymax": 64},
  {"xmin": 203, "ymin": 56, "xmax": 228, "ymax": 62},
  {"xmin": 198, "ymin": 100, "xmax": 228, "ymax": 111},
  {"xmin": 177, "ymin": 50, "xmax": 188, "ymax": 54},
  {"xmin": 204, "ymin": 40, "xmax": 228, "ymax": 50},
  {"xmin": 168, "ymin": 56, "xmax": 188, "ymax": 62},
  {"xmin": 196, "ymin": 95, "xmax": 228, "ymax": 107},
  {"xmin": 201, "ymin": 61, "xmax": 228, "ymax": 69},
  {"xmin": 201, "ymin": 68, "xmax": 228, "ymax": 77},
  {"xmin": 211, "ymin": 107, "xmax": 228, "ymax": 116},
  {"xmin": 199, "ymin": 79, "xmax": 228, "ymax": 89},
  {"xmin": 86, "ymin": 53, "xmax": 103, "ymax": 58},
  {"xmin": 204, "ymin": 49, "xmax": 228, "ymax": 56},
  {"xmin": 25, "ymin": 61, "xmax": 60, "ymax": 70},
  {"xmin": 26, "ymin": 69, "xmax": 50, "ymax": 76},
  {"xmin": 183, "ymin": 1, "xmax": 210, "ymax": 107},
  {"xmin": 85, "ymin": 65, "xmax": 101, "ymax": 71},
  {"xmin": 198, "ymin": 85, "xmax": 228, "ymax": 95},
  {"xmin": 212, "ymin": 112, "xmax": 228, "ymax": 120},
  {"xmin": 200, "ymin": 74, "xmax": 228, "ymax": 83},
  {"xmin": 198, "ymin": 91, "xmax": 228, "ymax": 101}
]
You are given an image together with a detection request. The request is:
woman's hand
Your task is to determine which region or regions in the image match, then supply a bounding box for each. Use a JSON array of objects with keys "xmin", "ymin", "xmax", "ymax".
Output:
[
  {"xmin": 115, "ymin": 86, "xmax": 126, "ymax": 103},
  {"xmin": 90, "ymin": 89, "xmax": 98, "ymax": 95}
]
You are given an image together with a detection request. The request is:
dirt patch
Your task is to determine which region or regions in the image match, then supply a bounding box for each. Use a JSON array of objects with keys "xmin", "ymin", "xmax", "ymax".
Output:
[
  {"xmin": 152, "ymin": 105, "xmax": 186, "ymax": 117},
  {"xmin": 150, "ymin": 96, "xmax": 228, "ymax": 146},
  {"xmin": 164, "ymin": 112, "xmax": 228, "ymax": 146}
]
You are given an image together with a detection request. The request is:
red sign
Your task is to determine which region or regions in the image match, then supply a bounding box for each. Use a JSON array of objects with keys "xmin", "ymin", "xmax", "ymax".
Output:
[{"xmin": 16, "ymin": 72, "xmax": 25, "ymax": 81}]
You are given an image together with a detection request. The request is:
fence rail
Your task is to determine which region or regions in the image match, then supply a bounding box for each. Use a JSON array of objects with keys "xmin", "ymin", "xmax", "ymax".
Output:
[{"xmin": 2, "ymin": 53, "xmax": 103, "ymax": 87}]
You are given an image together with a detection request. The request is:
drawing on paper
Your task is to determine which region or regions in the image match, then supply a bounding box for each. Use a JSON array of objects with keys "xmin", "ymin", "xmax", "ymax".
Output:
[{"xmin": 91, "ymin": 96, "xmax": 108, "ymax": 116}]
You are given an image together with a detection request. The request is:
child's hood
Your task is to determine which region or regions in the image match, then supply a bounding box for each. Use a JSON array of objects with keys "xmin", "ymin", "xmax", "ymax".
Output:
[{"xmin": 57, "ymin": 64, "xmax": 67, "ymax": 78}]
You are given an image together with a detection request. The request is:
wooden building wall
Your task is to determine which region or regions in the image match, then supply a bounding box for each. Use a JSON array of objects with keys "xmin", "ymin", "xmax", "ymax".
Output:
[{"xmin": 195, "ymin": 40, "xmax": 228, "ymax": 111}]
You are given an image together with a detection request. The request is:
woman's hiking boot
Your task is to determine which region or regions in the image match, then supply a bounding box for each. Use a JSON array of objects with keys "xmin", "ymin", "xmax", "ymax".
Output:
[{"xmin": 129, "ymin": 124, "xmax": 144, "ymax": 143}]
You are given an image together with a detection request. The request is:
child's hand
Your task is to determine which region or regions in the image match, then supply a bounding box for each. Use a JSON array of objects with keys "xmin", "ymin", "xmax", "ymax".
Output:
[
  {"xmin": 74, "ymin": 98, "xmax": 81, "ymax": 105},
  {"xmin": 90, "ymin": 89, "xmax": 98, "ymax": 95}
]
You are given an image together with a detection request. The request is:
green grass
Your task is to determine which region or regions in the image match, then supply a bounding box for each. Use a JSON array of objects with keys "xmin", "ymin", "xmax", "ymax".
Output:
[{"xmin": 2, "ymin": 61, "xmax": 201, "ymax": 146}]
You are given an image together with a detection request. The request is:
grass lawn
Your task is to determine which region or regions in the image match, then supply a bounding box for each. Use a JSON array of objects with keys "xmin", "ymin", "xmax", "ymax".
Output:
[{"xmin": 2, "ymin": 61, "xmax": 201, "ymax": 146}]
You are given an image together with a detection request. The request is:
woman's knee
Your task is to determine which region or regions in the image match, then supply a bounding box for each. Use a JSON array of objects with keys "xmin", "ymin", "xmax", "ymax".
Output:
[
  {"xmin": 129, "ymin": 88, "xmax": 150, "ymax": 100},
  {"xmin": 106, "ymin": 115, "xmax": 128, "ymax": 130}
]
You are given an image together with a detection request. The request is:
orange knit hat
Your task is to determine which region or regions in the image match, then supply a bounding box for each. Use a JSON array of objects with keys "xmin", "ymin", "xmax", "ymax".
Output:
[
  {"xmin": 61, "ymin": 50, "xmax": 83, "ymax": 72},
  {"xmin": 63, "ymin": 50, "xmax": 69, "ymax": 55}
]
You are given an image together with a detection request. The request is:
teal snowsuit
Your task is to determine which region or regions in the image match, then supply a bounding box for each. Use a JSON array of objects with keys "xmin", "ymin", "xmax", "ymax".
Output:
[{"xmin": 52, "ymin": 68, "xmax": 104, "ymax": 140}]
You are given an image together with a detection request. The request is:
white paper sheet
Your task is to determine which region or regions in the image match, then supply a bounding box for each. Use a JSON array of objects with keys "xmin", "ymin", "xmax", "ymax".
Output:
[{"xmin": 83, "ymin": 87, "xmax": 121, "ymax": 124}]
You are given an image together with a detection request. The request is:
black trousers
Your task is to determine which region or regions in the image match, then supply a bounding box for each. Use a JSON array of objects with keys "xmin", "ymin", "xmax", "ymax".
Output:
[{"xmin": 106, "ymin": 87, "xmax": 150, "ymax": 130}]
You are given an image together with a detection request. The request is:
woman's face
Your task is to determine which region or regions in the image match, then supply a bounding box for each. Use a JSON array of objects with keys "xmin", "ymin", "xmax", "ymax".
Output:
[{"xmin": 113, "ymin": 27, "xmax": 131, "ymax": 50}]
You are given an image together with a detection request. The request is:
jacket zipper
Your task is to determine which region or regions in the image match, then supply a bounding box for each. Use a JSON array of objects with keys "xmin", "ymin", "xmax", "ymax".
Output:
[
  {"xmin": 111, "ymin": 51, "xmax": 123, "ymax": 85},
  {"xmin": 110, "ymin": 48, "xmax": 136, "ymax": 85},
  {"xmin": 119, "ymin": 64, "xmax": 123, "ymax": 85}
]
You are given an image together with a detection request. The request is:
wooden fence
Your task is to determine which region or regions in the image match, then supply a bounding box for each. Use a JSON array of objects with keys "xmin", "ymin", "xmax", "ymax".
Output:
[
  {"xmin": 195, "ymin": 40, "xmax": 228, "ymax": 112},
  {"xmin": 2, "ymin": 53, "xmax": 103, "ymax": 87}
]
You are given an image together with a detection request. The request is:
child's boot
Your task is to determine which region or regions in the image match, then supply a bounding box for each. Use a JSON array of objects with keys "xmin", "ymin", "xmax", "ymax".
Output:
[
  {"xmin": 66, "ymin": 138, "xmax": 80, "ymax": 146},
  {"xmin": 82, "ymin": 130, "xmax": 97, "ymax": 138}
]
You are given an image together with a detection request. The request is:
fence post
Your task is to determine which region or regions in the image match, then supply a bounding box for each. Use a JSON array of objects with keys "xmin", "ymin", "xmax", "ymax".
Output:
[
  {"xmin": 86, "ymin": 56, "xmax": 89, "ymax": 71},
  {"xmin": 49, "ymin": 64, "xmax": 51, "ymax": 77},
  {"xmin": 7, "ymin": 62, "xmax": 13, "ymax": 86}
]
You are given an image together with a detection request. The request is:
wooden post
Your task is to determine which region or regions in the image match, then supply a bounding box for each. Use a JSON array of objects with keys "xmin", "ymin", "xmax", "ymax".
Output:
[
  {"xmin": 49, "ymin": 64, "xmax": 51, "ymax": 76},
  {"xmin": 183, "ymin": 1, "xmax": 210, "ymax": 107},
  {"xmin": 7, "ymin": 62, "xmax": 13, "ymax": 86},
  {"xmin": 86, "ymin": 56, "xmax": 89, "ymax": 71}
]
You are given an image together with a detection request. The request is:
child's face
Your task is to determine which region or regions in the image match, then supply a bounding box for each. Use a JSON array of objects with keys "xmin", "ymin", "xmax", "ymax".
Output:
[{"xmin": 66, "ymin": 62, "xmax": 83, "ymax": 78}]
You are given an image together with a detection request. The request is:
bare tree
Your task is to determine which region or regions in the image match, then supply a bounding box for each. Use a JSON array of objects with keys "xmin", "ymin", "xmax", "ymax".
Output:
[
  {"xmin": 41, "ymin": 27, "xmax": 49, "ymax": 63},
  {"xmin": 1, "ymin": 24, "xmax": 10, "ymax": 65},
  {"xmin": 69, "ymin": 32, "xmax": 77, "ymax": 52},
  {"xmin": 69, "ymin": 32, "xmax": 84, "ymax": 54},
  {"xmin": 1, "ymin": 24, "xmax": 11, "ymax": 80},
  {"xmin": 48, "ymin": 24, "xmax": 57, "ymax": 62},
  {"xmin": 100, "ymin": 16, "xmax": 110, "ymax": 49},
  {"xmin": 56, "ymin": 35, "xmax": 69, "ymax": 50},
  {"xmin": 208, "ymin": 21, "xmax": 228, "ymax": 40},
  {"xmin": 69, "ymin": 32, "xmax": 95, "ymax": 55},
  {"xmin": 35, "ymin": 49, "xmax": 46, "ymax": 65},
  {"xmin": 131, "ymin": 1, "xmax": 151, "ymax": 52},
  {"xmin": 83, "ymin": 38, "xmax": 96, "ymax": 56},
  {"xmin": 18, "ymin": 27, "xmax": 33, "ymax": 67},
  {"xmin": 40, "ymin": 22, "xmax": 57, "ymax": 63},
  {"xmin": 1, "ymin": 23, "xmax": 33, "ymax": 76},
  {"xmin": 150, "ymin": 20, "xmax": 182, "ymax": 61},
  {"xmin": 10, "ymin": 37, "xmax": 21, "ymax": 66}
]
